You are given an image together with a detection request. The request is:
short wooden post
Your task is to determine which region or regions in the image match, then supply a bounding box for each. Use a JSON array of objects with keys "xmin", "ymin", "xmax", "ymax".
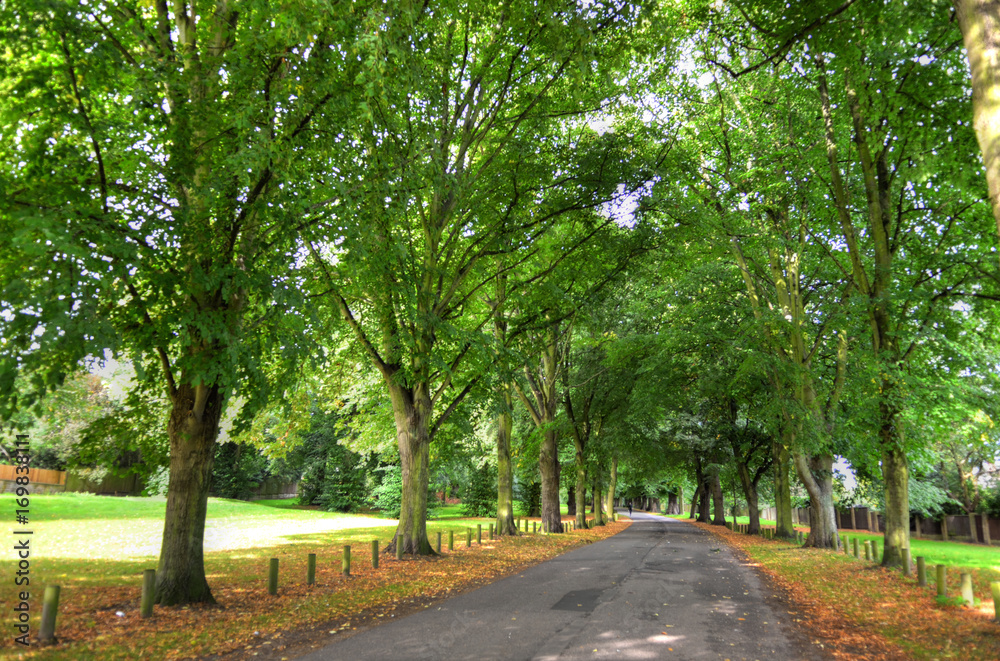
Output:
[
  {"xmin": 990, "ymin": 582, "xmax": 1000, "ymax": 621},
  {"xmin": 448, "ymin": 530, "xmax": 454, "ymax": 550},
  {"xmin": 141, "ymin": 569, "xmax": 155, "ymax": 618},
  {"xmin": 916, "ymin": 557, "xmax": 926, "ymax": 587},
  {"xmin": 371, "ymin": 540, "xmax": 379, "ymax": 569},
  {"xmin": 308, "ymin": 553, "xmax": 317, "ymax": 585},
  {"xmin": 466, "ymin": 528, "xmax": 472, "ymax": 548},
  {"xmin": 268, "ymin": 558, "xmax": 279, "ymax": 596},
  {"xmin": 852, "ymin": 537, "xmax": 859, "ymax": 558},
  {"xmin": 477, "ymin": 524, "xmax": 482, "ymax": 544},
  {"xmin": 902, "ymin": 549, "xmax": 911, "ymax": 577},
  {"xmin": 842, "ymin": 535, "xmax": 848, "ymax": 554},
  {"xmin": 38, "ymin": 585, "xmax": 60, "ymax": 644},
  {"xmin": 864, "ymin": 540, "xmax": 871, "ymax": 561},
  {"xmin": 533, "ymin": 522, "xmax": 537, "ymax": 534},
  {"xmin": 961, "ymin": 572, "xmax": 974, "ymax": 606},
  {"xmin": 342, "ymin": 545, "xmax": 351, "ymax": 576},
  {"xmin": 436, "ymin": 532, "xmax": 442, "ymax": 553},
  {"xmin": 489, "ymin": 524, "xmax": 494, "ymax": 540},
  {"xmin": 936, "ymin": 565, "xmax": 947, "ymax": 597}
]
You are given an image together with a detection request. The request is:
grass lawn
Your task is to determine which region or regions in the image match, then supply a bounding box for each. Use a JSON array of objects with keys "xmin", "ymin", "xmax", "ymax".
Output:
[{"xmin": 0, "ymin": 493, "xmax": 622, "ymax": 660}]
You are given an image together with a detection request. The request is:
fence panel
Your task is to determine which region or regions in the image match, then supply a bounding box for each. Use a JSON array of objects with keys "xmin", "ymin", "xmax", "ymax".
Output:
[{"xmin": 0, "ymin": 464, "xmax": 67, "ymax": 485}]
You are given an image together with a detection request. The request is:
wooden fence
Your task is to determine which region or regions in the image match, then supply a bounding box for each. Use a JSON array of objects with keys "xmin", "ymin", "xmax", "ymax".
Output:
[
  {"xmin": 0, "ymin": 464, "xmax": 66, "ymax": 485},
  {"xmin": 0, "ymin": 464, "xmax": 142, "ymax": 495}
]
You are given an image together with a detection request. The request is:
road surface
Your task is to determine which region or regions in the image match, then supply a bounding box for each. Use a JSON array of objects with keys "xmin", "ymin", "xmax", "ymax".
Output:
[{"xmin": 296, "ymin": 511, "xmax": 829, "ymax": 660}]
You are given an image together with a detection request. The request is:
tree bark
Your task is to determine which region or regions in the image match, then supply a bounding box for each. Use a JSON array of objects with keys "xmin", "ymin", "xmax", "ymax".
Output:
[
  {"xmin": 954, "ymin": 0, "xmax": 1000, "ymax": 241},
  {"xmin": 605, "ymin": 457, "xmax": 618, "ymax": 519},
  {"xmin": 539, "ymin": 428, "xmax": 562, "ymax": 532},
  {"xmin": 735, "ymin": 461, "xmax": 761, "ymax": 534},
  {"xmin": 881, "ymin": 427, "xmax": 911, "ymax": 567},
  {"xmin": 709, "ymin": 467, "xmax": 726, "ymax": 526},
  {"xmin": 567, "ymin": 484, "xmax": 576, "ymax": 515},
  {"xmin": 772, "ymin": 440, "xmax": 795, "ymax": 539},
  {"xmin": 792, "ymin": 450, "xmax": 838, "ymax": 548},
  {"xmin": 387, "ymin": 381, "xmax": 434, "ymax": 555},
  {"xmin": 689, "ymin": 483, "xmax": 701, "ymax": 519},
  {"xmin": 156, "ymin": 383, "xmax": 225, "ymax": 605},
  {"xmin": 593, "ymin": 479, "xmax": 605, "ymax": 526},
  {"xmin": 495, "ymin": 403, "xmax": 517, "ymax": 536},
  {"xmin": 575, "ymin": 464, "xmax": 588, "ymax": 529}
]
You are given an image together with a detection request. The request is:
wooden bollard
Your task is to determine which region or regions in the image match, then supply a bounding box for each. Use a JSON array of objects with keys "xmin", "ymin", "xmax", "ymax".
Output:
[
  {"xmin": 916, "ymin": 557, "xmax": 926, "ymax": 587},
  {"xmin": 140, "ymin": 569, "xmax": 155, "ymax": 618},
  {"xmin": 396, "ymin": 538, "xmax": 404, "ymax": 560},
  {"xmin": 533, "ymin": 522, "xmax": 537, "ymax": 533},
  {"xmin": 902, "ymin": 549, "xmax": 911, "ymax": 577},
  {"xmin": 937, "ymin": 565, "xmax": 947, "ymax": 597},
  {"xmin": 466, "ymin": 528, "xmax": 472, "ymax": 548},
  {"xmin": 371, "ymin": 540, "xmax": 379, "ymax": 569},
  {"xmin": 436, "ymin": 532, "xmax": 442, "ymax": 553},
  {"xmin": 489, "ymin": 524, "xmax": 494, "ymax": 540},
  {"xmin": 477, "ymin": 524, "xmax": 482, "ymax": 544},
  {"xmin": 268, "ymin": 558, "xmax": 278, "ymax": 596},
  {"xmin": 342, "ymin": 545, "xmax": 351, "ymax": 576},
  {"xmin": 871, "ymin": 540, "xmax": 879, "ymax": 563},
  {"xmin": 961, "ymin": 573, "xmax": 974, "ymax": 606},
  {"xmin": 448, "ymin": 530, "xmax": 454, "ymax": 550},
  {"xmin": 852, "ymin": 537, "xmax": 859, "ymax": 558},
  {"xmin": 991, "ymin": 582, "xmax": 1000, "ymax": 621},
  {"xmin": 38, "ymin": 585, "xmax": 60, "ymax": 644},
  {"xmin": 864, "ymin": 540, "xmax": 871, "ymax": 561},
  {"xmin": 307, "ymin": 553, "xmax": 317, "ymax": 585},
  {"xmin": 842, "ymin": 535, "xmax": 848, "ymax": 554}
]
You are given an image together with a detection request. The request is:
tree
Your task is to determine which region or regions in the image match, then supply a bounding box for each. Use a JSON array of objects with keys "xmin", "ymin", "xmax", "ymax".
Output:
[{"xmin": 0, "ymin": 0, "xmax": 360, "ymax": 603}]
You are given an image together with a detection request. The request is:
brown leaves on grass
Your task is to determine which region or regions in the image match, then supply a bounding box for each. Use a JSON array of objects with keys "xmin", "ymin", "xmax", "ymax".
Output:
[
  {"xmin": 694, "ymin": 521, "xmax": 1000, "ymax": 661},
  {"xmin": 5, "ymin": 519, "xmax": 628, "ymax": 661}
]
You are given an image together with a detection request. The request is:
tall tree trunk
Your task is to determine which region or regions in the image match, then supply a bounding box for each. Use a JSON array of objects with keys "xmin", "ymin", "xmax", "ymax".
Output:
[
  {"xmin": 881, "ymin": 408, "xmax": 911, "ymax": 567},
  {"xmin": 157, "ymin": 383, "xmax": 225, "ymax": 605},
  {"xmin": 735, "ymin": 462, "xmax": 761, "ymax": 534},
  {"xmin": 387, "ymin": 381, "xmax": 433, "ymax": 555},
  {"xmin": 539, "ymin": 428, "xmax": 562, "ymax": 532},
  {"xmin": 792, "ymin": 450, "xmax": 838, "ymax": 548},
  {"xmin": 772, "ymin": 440, "xmax": 795, "ymax": 538},
  {"xmin": 495, "ymin": 402, "xmax": 517, "ymax": 536},
  {"xmin": 954, "ymin": 0, "xmax": 1000, "ymax": 241},
  {"xmin": 574, "ymin": 463, "xmax": 588, "ymax": 529},
  {"xmin": 708, "ymin": 467, "xmax": 726, "ymax": 526},
  {"xmin": 567, "ymin": 484, "xmax": 576, "ymax": 515},
  {"xmin": 689, "ymin": 483, "xmax": 701, "ymax": 519},
  {"xmin": 593, "ymin": 479, "xmax": 605, "ymax": 526},
  {"xmin": 605, "ymin": 457, "xmax": 618, "ymax": 520}
]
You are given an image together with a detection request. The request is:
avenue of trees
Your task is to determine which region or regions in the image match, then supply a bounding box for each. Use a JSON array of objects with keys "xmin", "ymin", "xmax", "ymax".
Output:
[{"xmin": 4, "ymin": 0, "xmax": 1000, "ymax": 606}]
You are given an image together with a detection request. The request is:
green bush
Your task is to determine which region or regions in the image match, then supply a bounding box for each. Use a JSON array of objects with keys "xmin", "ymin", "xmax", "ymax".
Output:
[
  {"xmin": 461, "ymin": 463, "xmax": 497, "ymax": 517},
  {"xmin": 370, "ymin": 465, "xmax": 403, "ymax": 517},
  {"xmin": 211, "ymin": 442, "xmax": 268, "ymax": 500}
]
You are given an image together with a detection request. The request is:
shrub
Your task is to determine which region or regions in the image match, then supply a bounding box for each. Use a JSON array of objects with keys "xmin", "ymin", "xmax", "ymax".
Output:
[
  {"xmin": 370, "ymin": 465, "xmax": 403, "ymax": 517},
  {"xmin": 461, "ymin": 463, "xmax": 497, "ymax": 517}
]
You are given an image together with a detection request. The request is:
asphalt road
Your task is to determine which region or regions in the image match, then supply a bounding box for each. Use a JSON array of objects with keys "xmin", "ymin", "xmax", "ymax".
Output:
[{"xmin": 296, "ymin": 512, "xmax": 830, "ymax": 661}]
